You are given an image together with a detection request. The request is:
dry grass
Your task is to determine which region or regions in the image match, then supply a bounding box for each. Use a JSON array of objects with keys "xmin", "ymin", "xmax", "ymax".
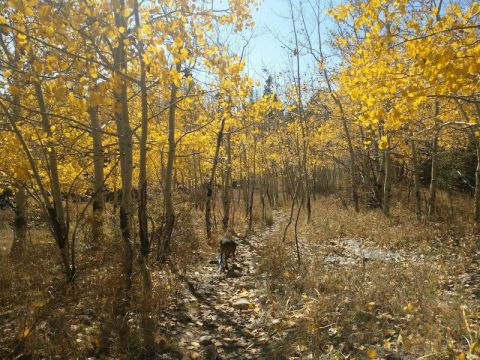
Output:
[
  {"xmin": 0, "ymin": 194, "xmax": 211, "ymax": 359},
  {"xmin": 1, "ymin": 187, "xmax": 478, "ymax": 358},
  {"xmin": 259, "ymin": 193, "xmax": 480, "ymax": 359}
]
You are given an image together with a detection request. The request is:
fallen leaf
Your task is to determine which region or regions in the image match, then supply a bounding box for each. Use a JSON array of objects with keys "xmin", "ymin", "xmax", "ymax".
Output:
[{"xmin": 367, "ymin": 348, "xmax": 378, "ymax": 359}]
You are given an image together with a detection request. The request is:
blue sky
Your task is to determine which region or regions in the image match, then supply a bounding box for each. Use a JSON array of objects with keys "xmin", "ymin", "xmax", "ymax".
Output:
[
  {"xmin": 247, "ymin": 0, "xmax": 293, "ymax": 77},
  {"xmin": 244, "ymin": 0, "xmax": 336, "ymax": 90}
]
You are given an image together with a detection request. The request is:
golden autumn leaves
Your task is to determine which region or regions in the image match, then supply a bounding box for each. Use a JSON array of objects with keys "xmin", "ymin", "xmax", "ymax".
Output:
[
  {"xmin": 330, "ymin": 0, "xmax": 480, "ymax": 144},
  {"xmin": 0, "ymin": 0, "xmax": 284, "ymax": 197}
]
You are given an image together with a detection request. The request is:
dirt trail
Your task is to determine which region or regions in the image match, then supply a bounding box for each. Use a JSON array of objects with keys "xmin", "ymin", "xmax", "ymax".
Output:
[{"xmin": 157, "ymin": 211, "xmax": 288, "ymax": 359}]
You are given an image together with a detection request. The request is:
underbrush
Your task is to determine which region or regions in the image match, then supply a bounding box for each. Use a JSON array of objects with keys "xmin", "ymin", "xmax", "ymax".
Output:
[
  {"xmin": 0, "ymin": 194, "xmax": 214, "ymax": 359},
  {"xmin": 259, "ymin": 195, "xmax": 480, "ymax": 359}
]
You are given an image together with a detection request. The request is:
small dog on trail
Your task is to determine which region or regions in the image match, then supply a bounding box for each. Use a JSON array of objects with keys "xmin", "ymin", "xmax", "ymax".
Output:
[{"xmin": 218, "ymin": 238, "xmax": 237, "ymax": 272}]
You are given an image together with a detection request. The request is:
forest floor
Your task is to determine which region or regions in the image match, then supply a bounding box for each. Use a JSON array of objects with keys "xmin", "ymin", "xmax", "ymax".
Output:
[
  {"xmin": 156, "ymin": 210, "xmax": 291, "ymax": 359},
  {"xmin": 156, "ymin": 197, "xmax": 480, "ymax": 359},
  {"xmin": 1, "ymin": 195, "xmax": 480, "ymax": 359}
]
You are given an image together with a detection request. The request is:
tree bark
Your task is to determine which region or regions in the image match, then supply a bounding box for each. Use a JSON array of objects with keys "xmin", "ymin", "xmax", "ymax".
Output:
[
  {"xmin": 206, "ymin": 115, "xmax": 226, "ymax": 241},
  {"xmin": 10, "ymin": 186, "xmax": 27, "ymax": 259},
  {"xmin": 410, "ymin": 139, "xmax": 422, "ymax": 220},
  {"xmin": 383, "ymin": 138, "xmax": 392, "ymax": 216},
  {"xmin": 88, "ymin": 100, "xmax": 105, "ymax": 245},
  {"xmin": 133, "ymin": 0, "xmax": 155, "ymax": 355},
  {"xmin": 222, "ymin": 131, "xmax": 232, "ymax": 232},
  {"xmin": 242, "ymin": 144, "xmax": 249, "ymax": 218},
  {"xmin": 248, "ymin": 139, "xmax": 257, "ymax": 233},
  {"xmin": 288, "ymin": 0, "xmax": 311, "ymax": 222},
  {"xmin": 428, "ymin": 102, "xmax": 440, "ymax": 219},
  {"xmin": 34, "ymin": 80, "xmax": 74, "ymax": 280},
  {"xmin": 158, "ymin": 72, "xmax": 179, "ymax": 262},
  {"xmin": 112, "ymin": 2, "xmax": 134, "ymax": 348},
  {"xmin": 475, "ymin": 137, "xmax": 480, "ymax": 225}
]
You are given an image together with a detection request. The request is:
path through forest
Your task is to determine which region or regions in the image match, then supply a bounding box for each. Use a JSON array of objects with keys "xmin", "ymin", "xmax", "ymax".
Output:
[
  {"xmin": 154, "ymin": 205, "xmax": 480, "ymax": 360},
  {"xmin": 157, "ymin": 211, "xmax": 289, "ymax": 359}
]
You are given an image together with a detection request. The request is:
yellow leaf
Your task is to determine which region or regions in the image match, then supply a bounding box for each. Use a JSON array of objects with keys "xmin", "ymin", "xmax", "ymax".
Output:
[
  {"xmin": 378, "ymin": 135, "xmax": 388, "ymax": 150},
  {"xmin": 32, "ymin": 299, "xmax": 47, "ymax": 308},
  {"xmin": 89, "ymin": 67, "xmax": 98, "ymax": 79},
  {"xmin": 283, "ymin": 271, "xmax": 290, "ymax": 278},
  {"xmin": 118, "ymin": 26, "xmax": 125, "ymax": 34},
  {"xmin": 0, "ymin": 15, "xmax": 8, "ymax": 25},
  {"xmin": 178, "ymin": 48, "xmax": 188, "ymax": 61},
  {"xmin": 404, "ymin": 303, "xmax": 414, "ymax": 313},
  {"xmin": 17, "ymin": 33, "xmax": 27, "ymax": 46},
  {"xmin": 24, "ymin": 6, "xmax": 34, "ymax": 16},
  {"xmin": 457, "ymin": 353, "xmax": 466, "ymax": 360},
  {"xmin": 44, "ymin": 25, "xmax": 55, "ymax": 37},
  {"xmin": 397, "ymin": 334, "xmax": 403, "ymax": 345},
  {"xmin": 17, "ymin": 328, "xmax": 31, "ymax": 339},
  {"xmin": 174, "ymin": 36, "xmax": 183, "ymax": 48},
  {"xmin": 367, "ymin": 348, "xmax": 378, "ymax": 359}
]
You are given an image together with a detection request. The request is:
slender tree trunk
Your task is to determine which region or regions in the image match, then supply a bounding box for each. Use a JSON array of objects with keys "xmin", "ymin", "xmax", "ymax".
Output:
[
  {"xmin": 193, "ymin": 153, "xmax": 199, "ymax": 209},
  {"xmin": 314, "ymin": 22, "xmax": 359, "ymax": 211},
  {"xmin": 222, "ymin": 131, "xmax": 232, "ymax": 232},
  {"xmin": 133, "ymin": 1, "xmax": 155, "ymax": 355},
  {"xmin": 34, "ymin": 80, "xmax": 73, "ymax": 280},
  {"xmin": 474, "ymin": 137, "xmax": 480, "ymax": 225},
  {"xmin": 428, "ymin": 136, "xmax": 438, "ymax": 219},
  {"xmin": 248, "ymin": 139, "xmax": 257, "ymax": 233},
  {"xmin": 158, "ymin": 73, "xmax": 179, "ymax": 262},
  {"xmin": 260, "ymin": 176, "xmax": 266, "ymax": 222},
  {"xmin": 428, "ymin": 103, "xmax": 440, "ymax": 218},
  {"xmin": 206, "ymin": 116, "xmax": 226, "ymax": 241},
  {"xmin": 10, "ymin": 186, "xmax": 27, "ymax": 259},
  {"xmin": 288, "ymin": 0, "xmax": 311, "ymax": 222},
  {"xmin": 88, "ymin": 101, "xmax": 105, "ymax": 245},
  {"xmin": 242, "ymin": 144, "xmax": 249, "ymax": 218},
  {"xmin": 383, "ymin": 138, "xmax": 392, "ymax": 216},
  {"xmin": 112, "ymin": 3, "xmax": 134, "ymax": 348},
  {"xmin": 4, "ymin": 91, "xmax": 70, "ymax": 271},
  {"xmin": 283, "ymin": 179, "xmax": 300, "ymax": 242},
  {"xmin": 410, "ymin": 139, "xmax": 422, "ymax": 219},
  {"xmin": 375, "ymin": 127, "xmax": 385, "ymax": 208},
  {"xmin": 294, "ymin": 197, "xmax": 303, "ymax": 263},
  {"xmin": 340, "ymin": 105, "xmax": 359, "ymax": 212}
]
